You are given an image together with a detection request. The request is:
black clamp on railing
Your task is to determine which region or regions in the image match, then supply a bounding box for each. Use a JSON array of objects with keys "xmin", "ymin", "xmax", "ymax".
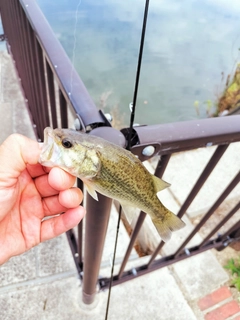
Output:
[{"xmin": 0, "ymin": 34, "xmax": 5, "ymax": 41}]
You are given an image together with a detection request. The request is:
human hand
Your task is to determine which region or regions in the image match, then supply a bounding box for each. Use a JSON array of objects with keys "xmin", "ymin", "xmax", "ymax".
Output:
[{"xmin": 0, "ymin": 134, "xmax": 85, "ymax": 265}]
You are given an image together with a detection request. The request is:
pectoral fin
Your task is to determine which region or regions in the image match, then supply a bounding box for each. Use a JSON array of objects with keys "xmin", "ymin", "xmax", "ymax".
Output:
[
  {"xmin": 152, "ymin": 175, "xmax": 170, "ymax": 192},
  {"xmin": 84, "ymin": 181, "xmax": 98, "ymax": 201}
]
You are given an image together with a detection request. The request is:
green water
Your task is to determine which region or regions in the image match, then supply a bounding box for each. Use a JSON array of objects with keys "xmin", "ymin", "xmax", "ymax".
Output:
[{"xmin": 37, "ymin": 0, "xmax": 240, "ymax": 126}]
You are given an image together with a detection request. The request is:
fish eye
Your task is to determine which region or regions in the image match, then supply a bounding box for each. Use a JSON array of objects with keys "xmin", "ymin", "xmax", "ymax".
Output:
[{"xmin": 62, "ymin": 138, "xmax": 73, "ymax": 149}]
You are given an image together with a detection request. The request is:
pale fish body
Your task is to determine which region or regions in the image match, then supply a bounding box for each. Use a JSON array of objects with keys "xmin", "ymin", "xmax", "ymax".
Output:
[{"xmin": 39, "ymin": 127, "xmax": 185, "ymax": 242}]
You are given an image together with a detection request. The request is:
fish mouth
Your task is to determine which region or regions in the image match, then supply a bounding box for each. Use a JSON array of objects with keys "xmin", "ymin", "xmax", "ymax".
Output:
[{"xmin": 39, "ymin": 127, "xmax": 56, "ymax": 166}]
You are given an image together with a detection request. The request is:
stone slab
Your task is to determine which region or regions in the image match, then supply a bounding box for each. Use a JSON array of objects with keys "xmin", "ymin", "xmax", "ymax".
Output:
[
  {"xmin": 1, "ymin": 51, "xmax": 24, "ymax": 104},
  {"xmin": 172, "ymin": 251, "xmax": 229, "ymax": 301},
  {"xmin": 0, "ymin": 249, "xmax": 37, "ymax": 287},
  {"xmin": 161, "ymin": 215, "xmax": 229, "ymax": 301},
  {"xmin": 0, "ymin": 268, "xmax": 197, "ymax": 320},
  {"xmin": 0, "ymin": 50, "xmax": 35, "ymax": 143},
  {"xmin": 0, "ymin": 102, "xmax": 13, "ymax": 143},
  {"xmin": 37, "ymin": 234, "xmax": 76, "ymax": 277}
]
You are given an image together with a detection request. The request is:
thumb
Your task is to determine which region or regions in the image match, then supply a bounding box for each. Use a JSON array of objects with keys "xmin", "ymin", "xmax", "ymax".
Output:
[{"xmin": 0, "ymin": 134, "xmax": 41, "ymax": 187}]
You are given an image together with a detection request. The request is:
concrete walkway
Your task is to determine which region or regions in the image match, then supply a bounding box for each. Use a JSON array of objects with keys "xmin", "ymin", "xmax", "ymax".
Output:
[{"xmin": 0, "ymin": 49, "xmax": 239, "ymax": 320}]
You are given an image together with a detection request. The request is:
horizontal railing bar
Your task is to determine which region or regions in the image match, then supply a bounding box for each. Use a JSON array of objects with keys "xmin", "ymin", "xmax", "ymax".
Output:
[
  {"xmin": 101, "ymin": 202, "xmax": 240, "ymax": 289},
  {"xmin": 131, "ymin": 115, "xmax": 240, "ymax": 156},
  {"xmin": 99, "ymin": 236, "xmax": 229, "ymax": 290},
  {"xmin": 174, "ymin": 171, "xmax": 240, "ymax": 256},
  {"xmin": 200, "ymin": 201, "xmax": 240, "ymax": 248},
  {"xmin": 19, "ymin": 0, "xmax": 104, "ymax": 128}
]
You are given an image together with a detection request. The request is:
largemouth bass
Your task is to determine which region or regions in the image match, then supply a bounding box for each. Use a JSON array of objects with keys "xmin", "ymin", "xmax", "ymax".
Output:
[{"xmin": 39, "ymin": 127, "xmax": 185, "ymax": 242}]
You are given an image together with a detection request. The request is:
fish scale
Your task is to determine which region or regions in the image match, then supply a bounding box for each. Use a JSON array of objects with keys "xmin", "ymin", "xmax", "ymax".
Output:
[{"xmin": 95, "ymin": 157, "xmax": 157, "ymax": 210}]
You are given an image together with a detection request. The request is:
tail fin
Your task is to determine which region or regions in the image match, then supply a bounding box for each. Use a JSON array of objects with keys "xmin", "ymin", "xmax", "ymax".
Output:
[{"xmin": 152, "ymin": 213, "xmax": 185, "ymax": 242}]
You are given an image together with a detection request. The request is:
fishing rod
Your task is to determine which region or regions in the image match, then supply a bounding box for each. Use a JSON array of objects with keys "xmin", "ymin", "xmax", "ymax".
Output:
[
  {"xmin": 127, "ymin": 0, "xmax": 150, "ymax": 150},
  {"xmin": 105, "ymin": 1, "xmax": 150, "ymax": 319}
]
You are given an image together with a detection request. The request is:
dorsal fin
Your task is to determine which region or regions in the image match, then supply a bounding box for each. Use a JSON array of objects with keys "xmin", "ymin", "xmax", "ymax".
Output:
[{"xmin": 152, "ymin": 175, "xmax": 170, "ymax": 192}]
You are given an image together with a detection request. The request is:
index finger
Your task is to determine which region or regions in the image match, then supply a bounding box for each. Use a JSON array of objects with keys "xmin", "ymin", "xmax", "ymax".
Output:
[
  {"xmin": 48, "ymin": 167, "xmax": 77, "ymax": 191},
  {"xmin": 26, "ymin": 163, "xmax": 50, "ymax": 178}
]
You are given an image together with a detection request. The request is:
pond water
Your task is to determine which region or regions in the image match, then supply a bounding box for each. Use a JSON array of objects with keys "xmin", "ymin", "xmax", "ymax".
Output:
[{"xmin": 36, "ymin": 0, "xmax": 240, "ymax": 126}]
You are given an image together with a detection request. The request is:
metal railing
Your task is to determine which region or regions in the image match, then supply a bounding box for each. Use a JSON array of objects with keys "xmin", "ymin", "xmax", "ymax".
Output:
[{"xmin": 1, "ymin": 0, "xmax": 239, "ymax": 305}]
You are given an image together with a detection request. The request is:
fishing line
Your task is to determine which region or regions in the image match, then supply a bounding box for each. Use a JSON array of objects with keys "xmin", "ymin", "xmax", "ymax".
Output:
[
  {"xmin": 105, "ymin": 1, "xmax": 150, "ymax": 319},
  {"xmin": 70, "ymin": 0, "xmax": 82, "ymax": 97},
  {"xmin": 104, "ymin": 206, "xmax": 122, "ymax": 320},
  {"xmin": 127, "ymin": 0, "xmax": 150, "ymax": 150}
]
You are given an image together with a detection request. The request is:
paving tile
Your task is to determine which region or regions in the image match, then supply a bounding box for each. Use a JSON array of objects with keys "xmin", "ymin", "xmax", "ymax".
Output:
[
  {"xmin": 1, "ymin": 51, "xmax": 23, "ymax": 103},
  {"xmin": 172, "ymin": 251, "xmax": 229, "ymax": 300},
  {"xmin": 198, "ymin": 286, "xmax": 232, "ymax": 311},
  {"xmin": 97, "ymin": 263, "xmax": 198, "ymax": 320},
  {"xmin": 0, "ymin": 267, "xmax": 197, "ymax": 320},
  {"xmin": 37, "ymin": 234, "xmax": 76, "ymax": 277},
  {"xmin": 12, "ymin": 100, "xmax": 35, "ymax": 139},
  {"xmin": 204, "ymin": 300, "xmax": 240, "ymax": 320},
  {"xmin": 0, "ymin": 249, "xmax": 37, "ymax": 287},
  {"xmin": 0, "ymin": 102, "xmax": 13, "ymax": 143},
  {"xmin": 0, "ymin": 277, "xmax": 81, "ymax": 320}
]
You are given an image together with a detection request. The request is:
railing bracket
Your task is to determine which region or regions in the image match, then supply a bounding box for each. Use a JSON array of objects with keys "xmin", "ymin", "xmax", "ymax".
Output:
[
  {"xmin": 223, "ymin": 236, "xmax": 233, "ymax": 247},
  {"xmin": 0, "ymin": 34, "xmax": 5, "ymax": 41},
  {"xmin": 131, "ymin": 268, "xmax": 137, "ymax": 276}
]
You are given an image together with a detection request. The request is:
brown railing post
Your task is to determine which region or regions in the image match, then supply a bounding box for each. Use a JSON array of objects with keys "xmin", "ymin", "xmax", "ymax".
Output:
[{"xmin": 82, "ymin": 192, "xmax": 112, "ymax": 304}]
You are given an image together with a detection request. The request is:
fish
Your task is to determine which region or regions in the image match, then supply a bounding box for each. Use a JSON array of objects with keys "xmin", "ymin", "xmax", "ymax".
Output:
[{"xmin": 39, "ymin": 127, "xmax": 185, "ymax": 242}]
